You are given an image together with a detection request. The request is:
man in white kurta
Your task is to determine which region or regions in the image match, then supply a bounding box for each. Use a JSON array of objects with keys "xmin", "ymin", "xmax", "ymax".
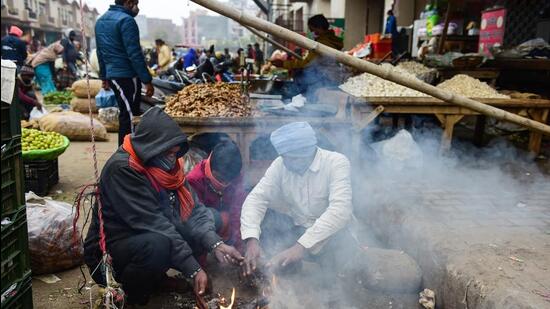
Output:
[{"xmin": 240, "ymin": 122, "xmax": 353, "ymax": 275}]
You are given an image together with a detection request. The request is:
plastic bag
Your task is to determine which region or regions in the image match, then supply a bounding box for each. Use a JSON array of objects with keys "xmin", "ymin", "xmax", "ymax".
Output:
[
  {"xmin": 39, "ymin": 111, "xmax": 108, "ymax": 141},
  {"xmin": 95, "ymin": 89, "xmax": 117, "ymax": 108},
  {"xmin": 29, "ymin": 106, "xmax": 49, "ymax": 120},
  {"xmin": 25, "ymin": 192, "xmax": 83, "ymax": 275},
  {"xmin": 98, "ymin": 107, "xmax": 119, "ymax": 132}
]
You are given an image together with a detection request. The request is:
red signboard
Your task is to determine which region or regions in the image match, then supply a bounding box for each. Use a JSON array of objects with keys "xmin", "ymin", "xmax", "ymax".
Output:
[{"xmin": 479, "ymin": 8, "xmax": 506, "ymax": 55}]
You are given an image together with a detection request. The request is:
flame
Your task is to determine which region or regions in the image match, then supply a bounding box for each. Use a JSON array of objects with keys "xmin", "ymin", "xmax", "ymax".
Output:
[{"xmin": 220, "ymin": 288, "xmax": 236, "ymax": 309}]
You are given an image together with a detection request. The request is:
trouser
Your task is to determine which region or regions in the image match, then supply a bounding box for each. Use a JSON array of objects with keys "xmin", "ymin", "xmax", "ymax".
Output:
[
  {"xmin": 110, "ymin": 78, "xmax": 142, "ymax": 145},
  {"xmin": 259, "ymin": 209, "xmax": 358, "ymax": 270},
  {"xmin": 34, "ymin": 63, "xmax": 56, "ymax": 95},
  {"xmin": 108, "ymin": 232, "xmax": 171, "ymax": 305}
]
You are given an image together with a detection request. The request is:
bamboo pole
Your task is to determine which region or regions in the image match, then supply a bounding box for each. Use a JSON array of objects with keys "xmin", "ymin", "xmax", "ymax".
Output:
[
  {"xmin": 191, "ymin": 0, "xmax": 550, "ymax": 136},
  {"xmin": 245, "ymin": 25, "xmax": 303, "ymax": 60}
]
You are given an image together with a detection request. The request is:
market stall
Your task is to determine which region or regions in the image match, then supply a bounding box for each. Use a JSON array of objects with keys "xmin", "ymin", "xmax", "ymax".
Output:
[{"xmin": 350, "ymin": 97, "xmax": 550, "ymax": 154}]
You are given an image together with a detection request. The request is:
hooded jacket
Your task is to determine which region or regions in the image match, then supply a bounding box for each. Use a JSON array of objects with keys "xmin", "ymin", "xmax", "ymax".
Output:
[
  {"xmin": 94, "ymin": 5, "xmax": 152, "ymax": 83},
  {"xmin": 84, "ymin": 107, "xmax": 221, "ymax": 279}
]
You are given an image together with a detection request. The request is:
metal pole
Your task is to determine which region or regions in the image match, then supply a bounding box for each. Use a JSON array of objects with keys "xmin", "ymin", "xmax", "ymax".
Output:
[{"xmin": 190, "ymin": 0, "xmax": 550, "ymax": 135}]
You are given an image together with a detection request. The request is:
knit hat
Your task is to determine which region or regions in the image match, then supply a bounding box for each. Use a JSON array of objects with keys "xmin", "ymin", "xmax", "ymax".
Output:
[
  {"xmin": 270, "ymin": 122, "xmax": 317, "ymax": 156},
  {"xmin": 9, "ymin": 26, "xmax": 23, "ymax": 37}
]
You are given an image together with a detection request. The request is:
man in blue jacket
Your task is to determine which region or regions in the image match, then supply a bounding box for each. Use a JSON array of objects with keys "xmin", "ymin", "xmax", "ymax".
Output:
[{"xmin": 95, "ymin": 0, "xmax": 154, "ymax": 145}]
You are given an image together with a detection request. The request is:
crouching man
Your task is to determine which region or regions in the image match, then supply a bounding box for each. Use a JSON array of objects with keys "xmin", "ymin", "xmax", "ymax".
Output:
[
  {"xmin": 84, "ymin": 107, "xmax": 242, "ymax": 305},
  {"xmin": 240, "ymin": 122, "xmax": 354, "ymax": 276}
]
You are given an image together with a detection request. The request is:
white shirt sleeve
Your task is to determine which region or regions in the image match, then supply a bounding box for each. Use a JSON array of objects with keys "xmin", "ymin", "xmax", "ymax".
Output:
[
  {"xmin": 298, "ymin": 155, "xmax": 353, "ymax": 250},
  {"xmin": 240, "ymin": 158, "xmax": 283, "ymax": 240}
]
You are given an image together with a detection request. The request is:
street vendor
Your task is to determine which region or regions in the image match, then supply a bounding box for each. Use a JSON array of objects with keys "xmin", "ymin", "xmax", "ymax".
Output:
[
  {"xmin": 270, "ymin": 14, "xmax": 344, "ymax": 97},
  {"xmin": 84, "ymin": 107, "xmax": 243, "ymax": 306},
  {"xmin": 187, "ymin": 140, "xmax": 247, "ymax": 252},
  {"xmin": 240, "ymin": 122, "xmax": 354, "ymax": 276}
]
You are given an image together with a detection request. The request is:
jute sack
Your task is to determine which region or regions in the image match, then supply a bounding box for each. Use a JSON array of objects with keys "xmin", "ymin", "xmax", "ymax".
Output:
[
  {"xmin": 71, "ymin": 79, "xmax": 103, "ymax": 98},
  {"xmin": 39, "ymin": 111, "xmax": 108, "ymax": 141},
  {"xmin": 71, "ymin": 97, "xmax": 98, "ymax": 113}
]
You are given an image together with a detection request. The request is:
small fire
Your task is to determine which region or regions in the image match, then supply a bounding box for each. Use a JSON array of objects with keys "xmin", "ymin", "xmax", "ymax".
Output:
[
  {"xmin": 220, "ymin": 288, "xmax": 236, "ymax": 309},
  {"xmin": 261, "ymin": 275, "xmax": 278, "ymax": 298}
]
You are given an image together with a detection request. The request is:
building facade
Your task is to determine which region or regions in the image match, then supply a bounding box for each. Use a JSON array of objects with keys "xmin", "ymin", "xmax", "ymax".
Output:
[{"xmin": 1, "ymin": 0, "xmax": 99, "ymax": 48}]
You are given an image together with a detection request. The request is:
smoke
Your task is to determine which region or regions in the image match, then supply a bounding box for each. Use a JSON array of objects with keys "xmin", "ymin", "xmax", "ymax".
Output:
[{"xmin": 249, "ymin": 118, "xmax": 549, "ymax": 308}]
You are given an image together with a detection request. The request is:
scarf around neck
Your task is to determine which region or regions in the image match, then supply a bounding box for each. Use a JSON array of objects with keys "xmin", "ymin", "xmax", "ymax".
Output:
[{"xmin": 122, "ymin": 134, "xmax": 194, "ymax": 220}]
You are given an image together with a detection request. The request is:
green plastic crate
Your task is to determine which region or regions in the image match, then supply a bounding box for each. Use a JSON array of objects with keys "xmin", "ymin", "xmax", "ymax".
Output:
[
  {"xmin": 1, "ymin": 137, "xmax": 25, "ymax": 215},
  {"xmin": 1, "ymin": 100, "xmax": 21, "ymax": 144},
  {"xmin": 1, "ymin": 273, "xmax": 33, "ymax": 309},
  {"xmin": 1, "ymin": 207, "xmax": 31, "ymax": 293}
]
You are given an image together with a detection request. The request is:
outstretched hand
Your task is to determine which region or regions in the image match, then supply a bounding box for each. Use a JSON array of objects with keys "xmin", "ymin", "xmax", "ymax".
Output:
[
  {"xmin": 266, "ymin": 243, "xmax": 305, "ymax": 272},
  {"xmin": 214, "ymin": 243, "xmax": 244, "ymax": 265},
  {"xmin": 242, "ymin": 238, "xmax": 262, "ymax": 277}
]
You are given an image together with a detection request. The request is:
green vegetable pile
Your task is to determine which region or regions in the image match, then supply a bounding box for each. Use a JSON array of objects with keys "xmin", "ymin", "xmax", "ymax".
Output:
[
  {"xmin": 22, "ymin": 128, "xmax": 65, "ymax": 151},
  {"xmin": 43, "ymin": 91, "xmax": 73, "ymax": 105}
]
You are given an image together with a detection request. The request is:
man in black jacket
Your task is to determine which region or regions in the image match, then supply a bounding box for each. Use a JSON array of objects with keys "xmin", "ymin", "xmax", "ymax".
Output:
[
  {"xmin": 1, "ymin": 26, "xmax": 27, "ymax": 68},
  {"xmin": 84, "ymin": 107, "xmax": 243, "ymax": 305}
]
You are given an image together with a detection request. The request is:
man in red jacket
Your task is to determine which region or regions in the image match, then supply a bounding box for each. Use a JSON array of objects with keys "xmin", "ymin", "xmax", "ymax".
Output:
[{"xmin": 187, "ymin": 140, "xmax": 246, "ymax": 252}]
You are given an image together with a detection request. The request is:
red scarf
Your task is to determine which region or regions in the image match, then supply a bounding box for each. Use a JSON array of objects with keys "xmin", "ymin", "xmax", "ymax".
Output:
[
  {"xmin": 123, "ymin": 135, "xmax": 194, "ymax": 220},
  {"xmin": 205, "ymin": 154, "xmax": 229, "ymax": 192}
]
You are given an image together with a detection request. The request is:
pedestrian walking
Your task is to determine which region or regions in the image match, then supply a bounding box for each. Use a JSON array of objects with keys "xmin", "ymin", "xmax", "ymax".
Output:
[{"xmin": 95, "ymin": 0, "xmax": 154, "ymax": 145}]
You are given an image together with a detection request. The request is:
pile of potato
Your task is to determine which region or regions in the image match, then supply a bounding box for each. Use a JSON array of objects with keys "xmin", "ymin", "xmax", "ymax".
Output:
[{"xmin": 165, "ymin": 84, "xmax": 251, "ymax": 118}]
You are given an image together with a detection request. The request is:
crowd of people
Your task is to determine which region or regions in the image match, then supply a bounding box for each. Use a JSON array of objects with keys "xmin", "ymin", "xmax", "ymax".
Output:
[{"xmin": 1, "ymin": 25, "xmax": 85, "ymax": 119}]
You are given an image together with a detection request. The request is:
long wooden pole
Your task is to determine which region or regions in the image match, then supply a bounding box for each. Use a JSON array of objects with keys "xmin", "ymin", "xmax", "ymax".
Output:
[
  {"xmin": 245, "ymin": 25, "xmax": 304, "ymax": 60},
  {"xmin": 191, "ymin": 0, "xmax": 550, "ymax": 135}
]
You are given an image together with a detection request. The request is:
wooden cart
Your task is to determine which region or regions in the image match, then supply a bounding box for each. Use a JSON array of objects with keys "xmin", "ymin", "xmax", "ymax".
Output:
[{"xmin": 350, "ymin": 97, "xmax": 550, "ymax": 154}]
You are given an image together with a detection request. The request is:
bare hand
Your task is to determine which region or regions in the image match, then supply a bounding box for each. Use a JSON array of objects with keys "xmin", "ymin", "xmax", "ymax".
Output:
[
  {"xmin": 214, "ymin": 243, "xmax": 244, "ymax": 265},
  {"xmin": 193, "ymin": 269, "xmax": 208, "ymax": 296},
  {"xmin": 145, "ymin": 83, "xmax": 154, "ymax": 97},
  {"xmin": 242, "ymin": 238, "xmax": 262, "ymax": 277},
  {"xmin": 267, "ymin": 243, "xmax": 305, "ymax": 272}
]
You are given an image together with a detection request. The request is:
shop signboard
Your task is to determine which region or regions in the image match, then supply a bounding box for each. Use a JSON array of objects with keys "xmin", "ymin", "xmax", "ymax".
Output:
[{"xmin": 479, "ymin": 8, "xmax": 506, "ymax": 55}]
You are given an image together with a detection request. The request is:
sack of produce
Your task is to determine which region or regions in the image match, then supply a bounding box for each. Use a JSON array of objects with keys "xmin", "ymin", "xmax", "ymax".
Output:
[
  {"xmin": 39, "ymin": 111, "xmax": 108, "ymax": 141},
  {"xmin": 71, "ymin": 79, "xmax": 103, "ymax": 98},
  {"xmin": 98, "ymin": 107, "xmax": 119, "ymax": 132},
  {"xmin": 70, "ymin": 97, "xmax": 98, "ymax": 113},
  {"xmin": 22, "ymin": 128, "xmax": 70, "ymax": 160},
  {"xmin": 25, "ymin": 192, "xmax": 84, "ymax": 275},
  {"xmin": 43, "ymin": 91, "xmax": 74, "ymax": 105},
  {"xmin": 95, "ymin": 89, "xmax": 118, "ymax": 108}
]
